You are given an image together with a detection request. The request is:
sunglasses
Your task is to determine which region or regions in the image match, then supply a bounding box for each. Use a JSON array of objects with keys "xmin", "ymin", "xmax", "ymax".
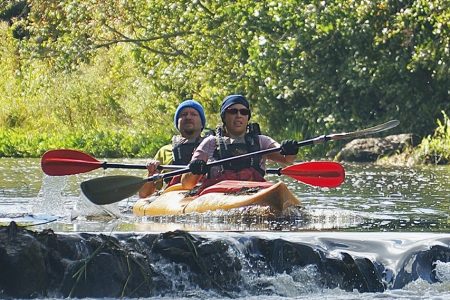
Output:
[{"xmin": 226, "ymin": 108, "xmax": 250, "ymax": 116}]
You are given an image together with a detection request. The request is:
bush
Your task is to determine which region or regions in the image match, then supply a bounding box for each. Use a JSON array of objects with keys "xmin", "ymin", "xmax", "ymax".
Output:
[
  {"xmin": 416, "ymin": 111, "xmax": 450, "ymax": 164},
  {"xmin": 0, "ymin": 128, "xmax": 170, "ymax": 158}
]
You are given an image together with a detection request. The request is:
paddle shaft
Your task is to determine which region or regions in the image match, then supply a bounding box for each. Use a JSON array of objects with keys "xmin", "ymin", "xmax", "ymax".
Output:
[
  {"xmin": 46, "ymin": 158, "xmax": 284, "ymax": 173},
  {"xmin": 102, "ymin": 163, "xmax": 295, "ymax": 175},
  {"xmin": 91, "ymin": 162, "xmax": 180, "ymax": 171}
]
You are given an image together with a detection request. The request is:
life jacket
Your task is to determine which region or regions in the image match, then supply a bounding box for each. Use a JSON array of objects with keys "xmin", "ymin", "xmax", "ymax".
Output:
[
  {"xmin": 212, "ymin": 123, "xmax": 265, "ymax": 177},
  {"xmin": 166, "ymin": 136, "xmax": 203, "ymax": 186},
  {"xmin": 172, "ymin": 136, "xmax": 203, "ymax": 165},
  {"xmin": 187, "ymin": 123, "xmax": 266, "ymax": 195}
]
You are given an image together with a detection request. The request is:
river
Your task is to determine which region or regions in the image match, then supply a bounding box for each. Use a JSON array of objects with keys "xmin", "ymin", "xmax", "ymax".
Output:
[{"xmin": 0, "ymin": 157, "xmax": 449, "ymax": 299}]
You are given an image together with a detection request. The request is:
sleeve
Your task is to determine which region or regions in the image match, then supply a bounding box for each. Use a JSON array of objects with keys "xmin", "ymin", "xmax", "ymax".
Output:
[
  {"xmin": 154, "ymin": 144, "xmax": 173, "ymax": 165},
  {"xmin": 258, "ymin": 135, "xmax": 279, "ymax": 150},
  {"xmin": 190, "ymin": 136, "xmax": 216, "ymax": 162}
]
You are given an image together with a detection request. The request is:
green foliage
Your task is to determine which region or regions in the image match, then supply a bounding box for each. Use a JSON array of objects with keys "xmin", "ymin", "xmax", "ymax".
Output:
[
  {"xmin": 1, "ymin": 21, "xmax": 175, "ymax": 157},
  {"xmin": 0, "ymin": 1, "xmax": 27, "ymax": 22},
  {"xmin": 22, "ymin": 0, "xmax": 449, "ymax": 136},
  {"xmin": 0, "ymin": 128, "xmax": 168, "ymax": 158},
  {"xmin": 0, "ymin": 1, "xmax": 449, "ymax": 159},
  {"xmin": 416, "ymin": 111, "xmax": 450, "ymax": 164}
]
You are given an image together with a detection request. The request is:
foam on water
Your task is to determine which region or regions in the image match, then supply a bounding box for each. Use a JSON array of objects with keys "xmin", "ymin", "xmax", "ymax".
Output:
[
  {"xmin": 435, "ymin": 260, "xmax": 450, "ymax": 282},
  {"xmin": 33, "ymin": 175, "xmax": 68, "ymax": 216}
]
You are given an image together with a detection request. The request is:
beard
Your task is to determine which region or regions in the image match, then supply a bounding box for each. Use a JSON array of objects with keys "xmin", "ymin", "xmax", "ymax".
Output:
[
  {"xmin": 183, "ymin": 128, "xmax": 195, "ymax": 136},
  {"xmin": 180, "ymin": 123, "xmax": 199, "ymax": 137}
]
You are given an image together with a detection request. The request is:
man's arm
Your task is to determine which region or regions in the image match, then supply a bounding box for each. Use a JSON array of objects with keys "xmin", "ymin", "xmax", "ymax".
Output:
[
  {"xmin": 138, "ymin": 145, "xmax": 172, "ymax": 198},
  {"xmin": 181, "ymin": 173, "xmax": 203, "ymax": 189},
  {"xmin": 261, "ymin": 136, "xmax": 297, "ymax": 165},
  {"xmin": 180, "ymin": 142, "xmax": 211, "ymax": 189}
]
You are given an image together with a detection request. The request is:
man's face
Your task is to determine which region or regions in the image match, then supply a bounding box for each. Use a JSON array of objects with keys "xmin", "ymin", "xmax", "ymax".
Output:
[{"xmin": 177, "ymin": 107, "xmax": 203, "ymax": 138}]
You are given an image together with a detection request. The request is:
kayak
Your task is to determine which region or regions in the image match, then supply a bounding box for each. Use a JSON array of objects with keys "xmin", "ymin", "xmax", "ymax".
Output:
[{"xmin": 133, "ymin": 180, "xmax": 301, "ymax": 216}]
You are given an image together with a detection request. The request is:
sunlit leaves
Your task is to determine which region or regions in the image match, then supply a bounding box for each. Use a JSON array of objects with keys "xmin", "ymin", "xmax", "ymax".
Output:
[{"xmin": 5, "ymin": 0, "xmax": 450, "ymax": 155}]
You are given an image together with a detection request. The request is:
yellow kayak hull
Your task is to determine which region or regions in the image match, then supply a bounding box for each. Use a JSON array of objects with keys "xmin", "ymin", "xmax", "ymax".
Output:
[{"xmin": 133, "ymin": 180, "xmax": 301, "ymax": 216}]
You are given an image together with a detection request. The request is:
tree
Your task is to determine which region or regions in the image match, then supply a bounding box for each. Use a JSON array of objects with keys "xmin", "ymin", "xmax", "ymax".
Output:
[{"xmin": 16, "ymin": 0, "xmax": 450, "ymax": 139}]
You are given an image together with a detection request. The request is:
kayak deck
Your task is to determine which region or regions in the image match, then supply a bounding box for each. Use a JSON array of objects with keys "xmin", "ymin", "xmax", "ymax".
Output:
[{"xmin": 133, "ymin": 180, "xmax": 301, "ymax": 216}]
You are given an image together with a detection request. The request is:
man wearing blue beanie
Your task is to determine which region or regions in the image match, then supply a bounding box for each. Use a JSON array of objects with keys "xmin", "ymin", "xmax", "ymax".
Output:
[
  {"xmin": 174, "ymin": 99, "xmax": 206, "ymax": 131},
  {"xmin": 139, "ymin": 99, "xmax": 207, "ymax": 198}
]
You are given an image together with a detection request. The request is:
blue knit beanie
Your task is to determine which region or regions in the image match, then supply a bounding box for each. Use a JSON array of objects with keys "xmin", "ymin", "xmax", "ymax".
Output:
[
  {"xmin": 173, "ymin": 100, "xmax": 206, "ymax": 130},
  {"xmin": 220, "ymin": 94, "xmax": 251, "ymax": 121}
]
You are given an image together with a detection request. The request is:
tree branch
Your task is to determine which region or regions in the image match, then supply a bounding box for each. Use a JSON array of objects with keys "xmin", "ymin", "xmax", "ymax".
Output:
[{"xmin": 94, "ymin": 24, "xmax": 192, "ymax": 56}]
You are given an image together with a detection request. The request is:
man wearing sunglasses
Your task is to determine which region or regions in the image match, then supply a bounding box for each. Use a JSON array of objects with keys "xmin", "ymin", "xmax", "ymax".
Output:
[{"xmin": 181, "ymin": 94, "xmax": 299, "ymax": 192}]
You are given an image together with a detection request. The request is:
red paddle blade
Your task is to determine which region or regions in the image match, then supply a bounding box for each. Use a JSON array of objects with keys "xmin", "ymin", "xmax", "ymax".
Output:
[
  {"xmin": 41, "ymin": 149, "xmax": 102, "ymax": 176},
  {"xmin": 281, "ymin": 161, "xmax": 345, "ymax": 188}
]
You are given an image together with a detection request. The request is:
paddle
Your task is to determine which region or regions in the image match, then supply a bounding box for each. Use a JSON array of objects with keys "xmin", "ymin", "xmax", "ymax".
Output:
[
  {"xmin": 41, "ymin": 149, "xmax": 181, "ymax": 176},
  {"xmin": 81, "ymin": 161, "xmax": 345, "ymax": 205},
  {"xmin": 41, "ymin": 149, "xmax": 339, "ymax": 179},
  {"xmin": 81, "ymin": 119, "xmax": 399, "ymax": 205}
]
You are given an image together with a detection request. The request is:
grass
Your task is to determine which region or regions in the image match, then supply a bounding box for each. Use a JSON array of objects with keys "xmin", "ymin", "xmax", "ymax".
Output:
[{"xmin": 416, "ymin": 111, "xmax": 450, "ymax": 164}]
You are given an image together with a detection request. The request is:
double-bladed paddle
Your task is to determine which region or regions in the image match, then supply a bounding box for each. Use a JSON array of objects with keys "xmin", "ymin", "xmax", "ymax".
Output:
[
  {"xmin": 80, "ymin": 161, "xmax": 345, "ymax": 205},
  {"xmin": 80, "ymin": 119, "xmax": 399, "ymax": 205},
  {"xmin": 41, "ymin": 149, "xmax": 339, "ymax": 180}
]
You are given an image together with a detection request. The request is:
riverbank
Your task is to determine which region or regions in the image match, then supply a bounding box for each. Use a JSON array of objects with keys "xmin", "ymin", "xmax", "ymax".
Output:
[
  {"xmin": 0, "ymin": 124, "xmax": 448, "ymax": 166},
  {"xmin": 335, "ymin": 112, "xmax": 449, "ymax": 166},
  {"xmin": 378, "ymin": 141, "xmax": 449, "ymax": 167}
]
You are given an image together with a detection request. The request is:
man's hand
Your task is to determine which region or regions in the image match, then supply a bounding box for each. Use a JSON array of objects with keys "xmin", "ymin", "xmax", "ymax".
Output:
[
  {"xmin": 189, "ymin": 159, "xmax": 209, "ymax": 175},
  {"xmin": 280, "ymin": 140, "xmax": 299, "ymax": 155},
  {"xmin": 145, "ymin": 159, "xmax": 161, "ymax": 175}
]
